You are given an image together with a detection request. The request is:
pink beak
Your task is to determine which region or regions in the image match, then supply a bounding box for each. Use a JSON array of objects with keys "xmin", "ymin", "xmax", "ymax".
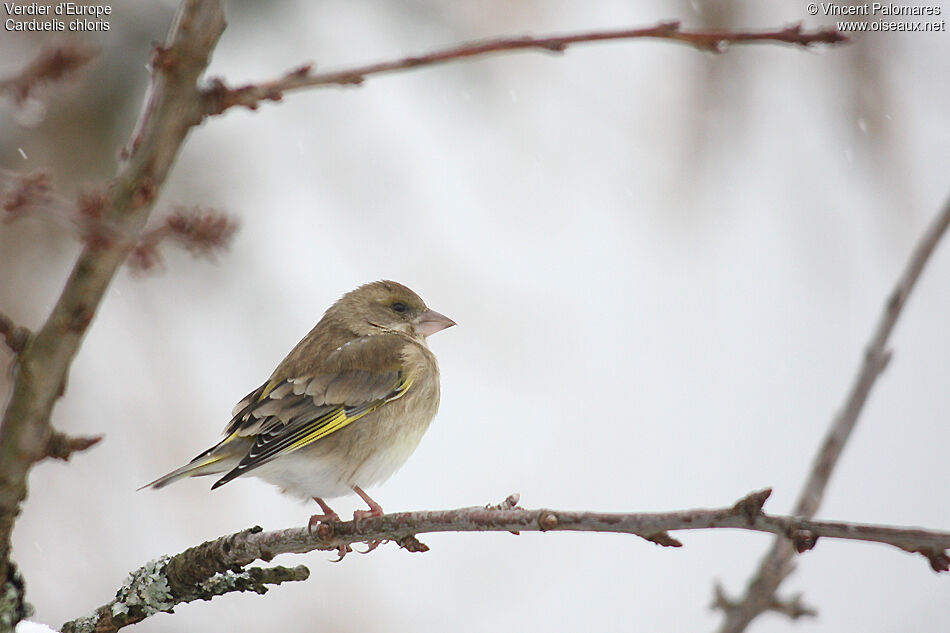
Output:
[{"xmin": 414, "ymin": 309, "xmax": 456, "ymax": 337}]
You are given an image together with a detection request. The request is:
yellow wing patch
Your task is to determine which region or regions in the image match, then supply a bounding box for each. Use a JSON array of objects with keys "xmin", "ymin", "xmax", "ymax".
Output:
[
  {"xmin": 211, "ymin": 375, "xmax": 413, "ymax": 489},
  {"xmin": 285, "ymin": 377, "xmax": 412, "ymax": 451}
]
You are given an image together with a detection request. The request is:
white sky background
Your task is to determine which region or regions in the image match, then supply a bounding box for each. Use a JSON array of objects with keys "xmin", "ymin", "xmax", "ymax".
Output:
[{"xmin": 8, "ymin": 0, "xmax": 950, "ymax": 631}]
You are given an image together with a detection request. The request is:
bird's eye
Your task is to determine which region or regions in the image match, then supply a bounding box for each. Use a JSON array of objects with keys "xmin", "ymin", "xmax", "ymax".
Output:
[{"xmin": 391, "ymin": 301, "xmax": 408, "ymax": 314}]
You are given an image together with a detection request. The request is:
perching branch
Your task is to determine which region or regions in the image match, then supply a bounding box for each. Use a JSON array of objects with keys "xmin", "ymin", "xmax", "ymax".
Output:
[
  {"xmin": 714, "ymin": 194, "xmax": 950, "ymax": 633},
  {"xmin": 62, "ymin": 489, "xmax": 950, "ymax": 633},
  {"xmin": 200, "ymin": 22, "xmax": 847, "ymax": 115},
  {"xmin": 0, "ymin": 0, "xmax": 227, "ymax": 625},
  {"xmin": 61, "ymin": 551, "xmax": 309, "ymax": 633}
]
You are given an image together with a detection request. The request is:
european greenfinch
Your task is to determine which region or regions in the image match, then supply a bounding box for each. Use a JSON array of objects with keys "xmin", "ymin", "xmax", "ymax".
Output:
[{"xmin": 145, "ymin": 280, "xmax": 455, "ymax": 527}]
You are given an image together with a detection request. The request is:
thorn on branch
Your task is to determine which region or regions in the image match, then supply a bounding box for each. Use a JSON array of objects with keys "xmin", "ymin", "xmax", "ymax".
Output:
[
  {"xmin": 201, "ymin": 70, "xmax": 301, "ymax": 115},
  {"xmin": 767, "ymin": 592, "xmax": 818, "ymax": 620},
  {"xmin": 659, "ymin": 20, "xmax": 682, "ymax": 34},
  {"xmin": 710, "ymin": 581, "xmax": 737, "ymax": 614},
  {"xmin": 791, "ymin": 528, "xmax": 819, "ymax": 553},
  {"xmin": 0, "ymin": 43, "xmax": 98, "ymax": 104},
  {"xmin": 201, "ymin": 64, "xmax": 314, "ymax": 115},
  {"xmin": 645, "ymin": 531, "xmax": 683, "ymax": 548},
  {"xmin": 712, "ymin": 582, "xmax": 816, "ymax": 620},
  {"xmin": 783, "ymin": 23, "xmax": 804, "ymax": 39},
  {"xmin": 44, "ymin": 432, "xmax": 103, "ymax": 461},
  {"xmin": 916, "ymin": 547, "xmax": 950, "ymax": 572},
  {"xmin": 806, "ymin": 27, "xmax": 846, "ymax": 45},
  {"xmin": 150, "ymin": 43, "xmax": 178, "ymax": 73},
  {"xmin": 538, "ymin": 512, "xmax": 559, "ymax": 531},
  {"xmin": 289, "ymin": 63, "xmax": 313, "ymax": 78},
  {"xmin": 537, "ymin": 39, "xmax": 568, "ymax": 53},
  {"xmin": 0, "ymin": 313, "xmax": 32, "ymax": 356},
  {"xmin": 731, "ymin": 488, "xmax": 772, "ymax": 524},
  {"xmin": 396, "ymin": 535, "xmax": 429, "ymax": 553}
]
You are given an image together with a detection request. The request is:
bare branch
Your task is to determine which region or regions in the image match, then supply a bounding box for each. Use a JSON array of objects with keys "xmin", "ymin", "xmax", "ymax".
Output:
[
  {"xmin": 0, "ymin": 0, "xmax": 227, "ymax": 622},
  {"xmin": 714, "ymin": 195, "xmax": 950, "ymax": 632},
  {"xmin": 201, "ymin": 22, "xmax": 847, "ymax": 115},
  {"xmin": 0, "ymin": 43, "xmax": 98, "ymax": 105},
  {"xmin": 63, "ymin": 490, "xmax": 950, "ymax": 632}
]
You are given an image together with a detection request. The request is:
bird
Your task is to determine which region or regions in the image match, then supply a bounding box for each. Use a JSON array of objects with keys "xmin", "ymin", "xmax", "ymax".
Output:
[{"xmin": 143, "ymin": 280, "xmax": 455, "ymax": 530}]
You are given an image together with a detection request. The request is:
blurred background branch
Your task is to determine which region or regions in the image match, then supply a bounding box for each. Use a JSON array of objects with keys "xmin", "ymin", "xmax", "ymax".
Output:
[
  {"xmin": 199, "ymin": 21, "xmax": 846, "ymax": 115},
  {"xmin": 714, "ymin": 192, "xmax": 950, "ymax": 632}
]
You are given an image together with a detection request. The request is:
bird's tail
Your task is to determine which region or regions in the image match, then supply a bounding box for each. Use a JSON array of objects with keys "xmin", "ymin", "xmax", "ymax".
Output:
[
  {"xmin": 139, "ymin": 456, "xmax": 228, "ymax": 490},
  {"xmin": 139, "ymin": 436, "xmax": 243, "ymax": 490}
]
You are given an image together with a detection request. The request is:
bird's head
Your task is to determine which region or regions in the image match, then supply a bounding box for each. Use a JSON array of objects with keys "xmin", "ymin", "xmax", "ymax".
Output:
[{"xmin": 331, "ymin": 280, "xmax": 455, "ymax": 340}]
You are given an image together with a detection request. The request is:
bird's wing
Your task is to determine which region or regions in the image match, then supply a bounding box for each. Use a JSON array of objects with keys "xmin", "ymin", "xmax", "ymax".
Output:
[{"xmin": 210, "ymin": 334, "xmax": 412, "ymax": 489}]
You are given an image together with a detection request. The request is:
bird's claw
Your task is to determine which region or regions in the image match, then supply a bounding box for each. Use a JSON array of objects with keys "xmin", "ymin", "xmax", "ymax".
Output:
[
  {"xmin": 356, "ymin": 539, "xmax": 384, "ymax": 554},
  {"xmin": 329, "ymin": 544, "xmax": 353, "ymax": 562}
]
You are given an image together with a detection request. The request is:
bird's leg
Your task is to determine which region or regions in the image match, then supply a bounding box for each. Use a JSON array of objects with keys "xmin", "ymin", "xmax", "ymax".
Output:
[
  {"xmin": 308, "ymin": 497, "xmax": 341, "ymax": 532},
  {"xmin": 352, "ymin": 485, "xmax": 384, "ymax": 522},
  {"xmin": 352, "ymin": 485, "xmax": 385, "ymax": 553}
]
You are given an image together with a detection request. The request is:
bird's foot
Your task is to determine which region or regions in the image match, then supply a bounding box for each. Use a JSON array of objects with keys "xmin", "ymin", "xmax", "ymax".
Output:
[{"xmin": 308, "ymin": 497, "xmax": 342, "ymax": 534}]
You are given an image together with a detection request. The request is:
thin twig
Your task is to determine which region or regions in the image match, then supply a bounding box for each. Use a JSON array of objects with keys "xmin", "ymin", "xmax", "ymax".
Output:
[
  {"xmin": 714, "ymin": 195, "xmax": 950, "ymax": 633},
  {"xmin": 62, "ymin": 489, "xmax": 950, "ymax": 633},
  {"xmin": 201, "ymin": 21, "xmax": 847, "ymax": 115}
]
